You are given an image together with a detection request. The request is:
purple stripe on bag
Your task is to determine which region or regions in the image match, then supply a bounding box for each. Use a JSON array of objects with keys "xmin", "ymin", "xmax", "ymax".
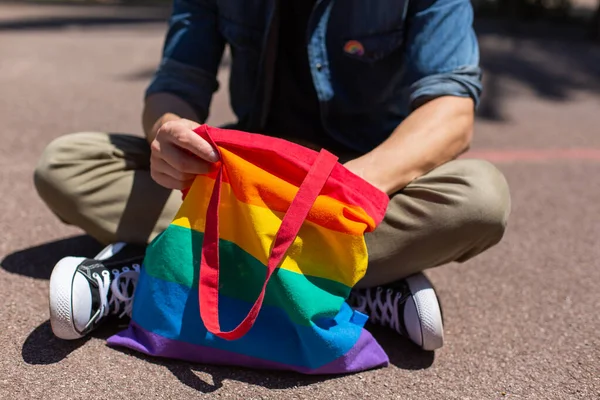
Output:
[{"xmin": 107, "ymin": 322, "xmax": 388, "ymax": 375}]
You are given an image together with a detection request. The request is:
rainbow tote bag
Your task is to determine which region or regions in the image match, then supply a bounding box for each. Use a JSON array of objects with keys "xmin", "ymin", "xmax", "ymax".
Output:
[{"xmin": 107, "ymin": 125, "xmax": 391, "ymax": 374}]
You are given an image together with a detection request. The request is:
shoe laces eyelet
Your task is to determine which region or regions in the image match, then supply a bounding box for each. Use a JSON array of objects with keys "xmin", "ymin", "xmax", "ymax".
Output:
[
  {"xmin": 101, "ymin": 270, "xmax": 110, "ymax": 277},
  {"xmin": 92, "ymin": 272, "xmax": 99, "ymax": 279},
  {"xmin": 112, "ymin": 269, "xmax": 119, "ymax": 275},
  {"xmin": 122, "ymin": 266, "xmax": 130, "ymax": 272}
]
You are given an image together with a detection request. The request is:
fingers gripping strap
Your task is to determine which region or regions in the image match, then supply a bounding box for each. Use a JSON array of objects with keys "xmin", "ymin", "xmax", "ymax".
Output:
[{"xmin": 197, "ymin": 126, "xmax": 339, "ymax": 340}]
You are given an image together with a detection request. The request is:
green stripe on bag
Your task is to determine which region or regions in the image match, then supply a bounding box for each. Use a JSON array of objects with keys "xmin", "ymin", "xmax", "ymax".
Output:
[{"xmin": 143, "ymin": 225, "xmax": 352, "ymax": 327}]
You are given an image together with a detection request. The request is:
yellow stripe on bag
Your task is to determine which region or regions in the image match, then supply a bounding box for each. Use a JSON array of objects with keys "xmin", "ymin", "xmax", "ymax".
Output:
[{"xmin": 172, "ymin": 179, "xmax": 369, "ymax": 287}]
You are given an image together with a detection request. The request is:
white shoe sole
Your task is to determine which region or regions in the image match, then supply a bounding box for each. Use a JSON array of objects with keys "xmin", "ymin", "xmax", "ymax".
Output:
[
  {"xmin": 406, "ymin": 273, "xmax": 444, "ymax": 351},
  {"xmin": 49, "ymin": 257, "xmax": 87, "ymax": 340}
]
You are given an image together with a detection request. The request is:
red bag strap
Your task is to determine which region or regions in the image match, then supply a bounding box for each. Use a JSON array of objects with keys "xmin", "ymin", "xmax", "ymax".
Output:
[{"xmin": 197, "ymin": 127, "xmax": 339, "ymax": 340}]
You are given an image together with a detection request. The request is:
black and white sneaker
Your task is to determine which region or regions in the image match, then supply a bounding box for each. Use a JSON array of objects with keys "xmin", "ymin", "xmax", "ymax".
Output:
[
  {"xmin": 49, "ymin": 242, "xmax": 144, "ymax": 340},
  {"xmin": 349, "ymin": 273, "xmax": 444, "ymax": 351}
]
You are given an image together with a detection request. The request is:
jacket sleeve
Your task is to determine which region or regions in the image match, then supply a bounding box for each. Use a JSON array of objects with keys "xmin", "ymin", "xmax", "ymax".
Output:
[
  {"xmin": 403, "ymin": 0, "xmax": 483, "ymax": 110},
  {"xmin": 145, "ymin": 0, "xmax": 226, "ymax": 122}
]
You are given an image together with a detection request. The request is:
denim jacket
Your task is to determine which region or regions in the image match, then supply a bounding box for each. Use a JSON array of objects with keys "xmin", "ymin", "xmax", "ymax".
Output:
[{"xmin": 146, "ymin": 0, "xmax": 482, "ymax": 153}]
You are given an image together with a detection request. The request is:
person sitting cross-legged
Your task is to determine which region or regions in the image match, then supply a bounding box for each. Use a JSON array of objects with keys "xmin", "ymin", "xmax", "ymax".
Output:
[{"xmin": 35, "ymin": 0, "xmax": 510, "ymax": 351}]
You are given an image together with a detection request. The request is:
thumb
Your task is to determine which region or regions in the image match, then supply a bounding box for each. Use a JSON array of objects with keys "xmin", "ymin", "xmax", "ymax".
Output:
[{"xmin": 174, "ymin": 124, "xmax": 219, "ymax": 163}]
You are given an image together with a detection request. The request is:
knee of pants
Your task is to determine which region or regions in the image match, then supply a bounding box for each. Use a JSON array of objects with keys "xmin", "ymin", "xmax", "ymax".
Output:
[
  {"xmin": 33, "ymin": 132, "xmax": 107, "ymax": 222},
  {"xmin": 458, "ymin": 159, "xmax": 512, "ymax": 245}
]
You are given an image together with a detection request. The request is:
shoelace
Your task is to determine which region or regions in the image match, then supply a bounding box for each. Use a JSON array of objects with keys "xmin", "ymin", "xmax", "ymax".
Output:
[
  {"xmin": 93, "ymin": 264, "xmax": 140, "ymax": 320},
  {"xmin": 349, "ymin": 286, "xmax": 410, "ymax": 335}
]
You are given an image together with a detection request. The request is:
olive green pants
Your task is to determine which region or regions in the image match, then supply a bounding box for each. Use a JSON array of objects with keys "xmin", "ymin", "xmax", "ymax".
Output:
[{"xmin": 34, "ymin": 132, "xmax": 510, "ymax": 288}]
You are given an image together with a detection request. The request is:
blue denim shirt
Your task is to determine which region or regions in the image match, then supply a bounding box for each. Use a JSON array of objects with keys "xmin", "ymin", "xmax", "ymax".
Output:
[{"xmin": 146, "ymin": 0, "xmax": 482, "ymax": 153}]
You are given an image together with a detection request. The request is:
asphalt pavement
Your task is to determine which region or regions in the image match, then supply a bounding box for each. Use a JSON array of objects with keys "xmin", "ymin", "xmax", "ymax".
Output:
[{"xmin": 1, "ymin": 3, "xmax": 599, "ymax": 399}]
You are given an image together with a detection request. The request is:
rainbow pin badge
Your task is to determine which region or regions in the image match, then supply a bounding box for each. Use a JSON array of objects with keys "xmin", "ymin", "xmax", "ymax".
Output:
[{"xmin": 344, "ymin": 40, "xmax": 365, "ymax": 56}]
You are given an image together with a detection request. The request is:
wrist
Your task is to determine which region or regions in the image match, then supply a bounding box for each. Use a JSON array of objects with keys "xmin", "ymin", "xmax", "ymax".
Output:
[
  {"xmin": 344, "ymin": 154, "xmax": 413, "ymax": 195},
  {"xmin": 148, "ymin": 113, "xmax": 183, "ymax": 143},
  {"xmin": 344, "ymin": 156, "xmax": 388, "ymax": 194},
  {"xmin": 143, "ymin": 93, "xmax": 201, "ymax": 143}
]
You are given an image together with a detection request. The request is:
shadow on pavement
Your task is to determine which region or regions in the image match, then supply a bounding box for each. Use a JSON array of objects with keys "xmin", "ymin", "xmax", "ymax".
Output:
[
  {"xmin": 113, "ymin": 347, "xmax": 350, "ymax": 393},
  {"xmin": 109, "ymin": 323, "xmax": 433, "ymax": 392},
  {"xmin": 22, "ymin": 321, "xmax": 90, "ymax": 365},
  {"xmin": 368, "ymin": 324, "xmax": 435, "ymax": 370},
  {"xmin": 1, "ymin": 235, "xmax": 104, "ymax": 280},
  {"xmin": 110, "ymin": 326, "xmax": 433, "ymax": 392},
  {"xmin": 21, "ymin": 318, "xmax": 130, "ymax": 365},
  {"xmin": 21, "ymin": 319, "xmax": 329, "ymax": 392},
  {"xmin": 22, "ymin": 317, "xmax": 134, "ymax": 366},
  {"xmin": 475, "ymin": 18, "xmax": 600, "ymax": 121},
  {"xmin": 22, "ymin": 318, "xmax": 434, "ymax": 392}
]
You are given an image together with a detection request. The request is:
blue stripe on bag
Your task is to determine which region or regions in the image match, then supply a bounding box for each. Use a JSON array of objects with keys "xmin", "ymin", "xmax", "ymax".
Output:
[{"xmin": 131, "ymin": 270, "xmax": 363, "ymax": 369}]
